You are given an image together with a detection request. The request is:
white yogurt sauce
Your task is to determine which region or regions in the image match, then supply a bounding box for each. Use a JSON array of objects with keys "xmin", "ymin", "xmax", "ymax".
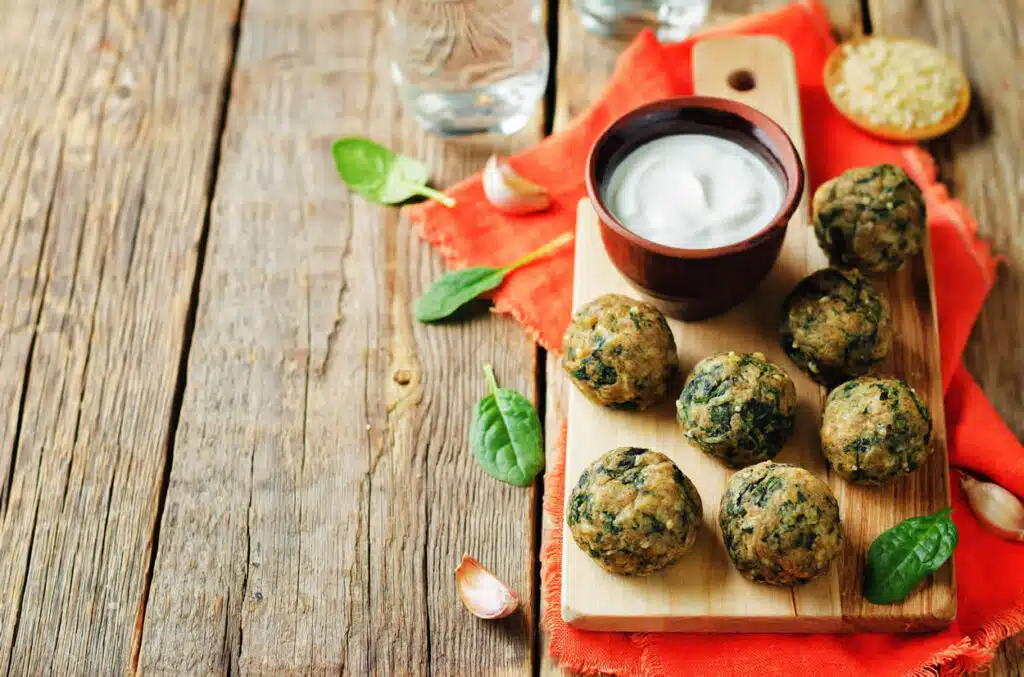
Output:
[{"xmin": 604, "ymin": 134, "xmax": 785, "ymax": 249}]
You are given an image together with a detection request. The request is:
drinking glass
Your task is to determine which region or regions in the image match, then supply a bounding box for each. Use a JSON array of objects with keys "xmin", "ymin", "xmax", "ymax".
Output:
[
  {"xmin": 389, "ymin": 0, "xmax": 550, "ymax": 136},
  {"xmin": 574, "ymin": 0, "xmax": 709, "ymax": 42}
]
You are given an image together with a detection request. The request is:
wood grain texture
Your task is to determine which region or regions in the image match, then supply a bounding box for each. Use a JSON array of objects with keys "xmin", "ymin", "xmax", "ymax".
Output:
[
  {"xmin": 539, "ymin": 357, "xmax": 570, "ymax": 677},
  {"xmin": 990, "ymin": 634, "xmax": 1024, "ymax": 677},
  {"xmin": 138, "ymin": 0, "xmax": 542, "ymax": 674},
  {"xmin": 0, "ymin": 1, "xmax": 239, "ymax": 674},
  {"xmin": 0, "ymin": 0, "xmax": 1016, "ymax": 673}
]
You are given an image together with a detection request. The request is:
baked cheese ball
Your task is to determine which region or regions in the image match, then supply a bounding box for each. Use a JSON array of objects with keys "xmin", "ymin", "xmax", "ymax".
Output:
[
  {"xmin": 780, "ymin": 267, "xmax": 893, "ymax": 387},
  {"xmin": 563, "ymin": 294, "xmax": 679, "ymax": 410},
  {"xmin": 677, "ymin": 352, "xmax": 797, "ymax": 467},
  {"xmin": 821, "ymin": 377, "xmax": 933, "ymax": 484},
  {"xmin": 567, "ymin": 448, "xmax": 702, "ymax": 576},
  {"xmin": 719, "ymin": 461, "xmax": 843, "ymax": 585},
  {"xmin": 812, "ymin": 164, "xmax": 926, "ymax": 273}
]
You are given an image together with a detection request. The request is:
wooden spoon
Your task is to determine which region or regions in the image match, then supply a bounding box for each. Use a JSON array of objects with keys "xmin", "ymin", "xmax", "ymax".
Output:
[{"xmin": 824, "ymin": 36, "xmax": 970, "ymax": 142}]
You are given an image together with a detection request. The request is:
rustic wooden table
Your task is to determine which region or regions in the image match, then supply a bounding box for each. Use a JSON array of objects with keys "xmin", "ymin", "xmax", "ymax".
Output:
[{"xmin": 0, "ymin": 0, "xmax": 1019, "ymax": 675}]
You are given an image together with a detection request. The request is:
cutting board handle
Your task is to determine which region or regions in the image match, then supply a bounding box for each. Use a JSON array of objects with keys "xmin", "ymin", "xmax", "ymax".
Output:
[{"xmin": 692, "ymin": 36, "xmax": 807, "ymax": 163}]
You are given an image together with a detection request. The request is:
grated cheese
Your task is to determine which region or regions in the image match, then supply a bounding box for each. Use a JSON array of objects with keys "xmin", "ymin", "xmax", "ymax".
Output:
[{"xmin": 832, "ymin": 39, "xmax": 964, "ymax": 131}]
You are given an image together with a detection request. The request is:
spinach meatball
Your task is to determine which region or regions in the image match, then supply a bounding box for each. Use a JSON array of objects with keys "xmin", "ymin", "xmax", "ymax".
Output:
[
  {"xmin": 677, "ymin": 352, "xmax": 797, "ymax": 467},
  {"xmin": 567, "ymin": 448, "xmax": 703, "ymax": 576},
  {"xmin": 563, "ymin": 294, "xmax": 678, "ymax": 410},
  {"xmin": 780, "ymin": 267, "xmax": 893, "ymax": 386},
  {"xmin": 719, "ymin": 461, "xmax": 843, "ymax": 585},
  {"xmin": 821, "ymin": 377, "xmax": 933, "ymax": 485},
  {"xmin": 812, "ymin": 164, "xmax": 926, "ymax": 273}
]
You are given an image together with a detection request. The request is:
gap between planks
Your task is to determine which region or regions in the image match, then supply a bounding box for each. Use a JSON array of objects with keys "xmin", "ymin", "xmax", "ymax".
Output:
[
  {"xmin": 0, "ymin": 1, "xmax": 244, "ymax": 674},
  {"xmin": 130, "ymin": 1, "xmax": 250, "ymax": 675}
]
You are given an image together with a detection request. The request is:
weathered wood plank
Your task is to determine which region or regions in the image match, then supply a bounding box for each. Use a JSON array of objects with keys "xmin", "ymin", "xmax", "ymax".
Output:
[
  {"xmin": 0, "ymin": 0, "xmax": 240, "ymax": 674},
  {"xmin": 990, "ymin": 634, "xmax": 1024, "ymax": 677},
  {"xmin": 867, "ymin": 4, "xmax": 1024, "ymax": 674},
  {"xmin": 540, "ymin": 358, "xmax": 570, "ymax": 677},
  {"xmin": 139, "ymin": 0, "xmax": 542, "ymax": 674}
]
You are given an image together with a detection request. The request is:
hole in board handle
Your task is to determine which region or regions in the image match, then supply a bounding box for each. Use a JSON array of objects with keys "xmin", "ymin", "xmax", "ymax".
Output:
[{"xmin": 727, "ymin": 70, "xmax": 756, "ymax": 92}]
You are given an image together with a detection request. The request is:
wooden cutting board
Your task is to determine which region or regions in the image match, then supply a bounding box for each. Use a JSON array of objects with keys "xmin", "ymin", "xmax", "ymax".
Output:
[{"xmin": 560, "ymin": 35, "xmax": 955, "ymax": 633}]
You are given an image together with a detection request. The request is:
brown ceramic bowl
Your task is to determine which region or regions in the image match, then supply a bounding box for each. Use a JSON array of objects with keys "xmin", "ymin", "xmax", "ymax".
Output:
[{"xmin": 586, "ymin": 96, "xmax": 805, "ymax": 321}]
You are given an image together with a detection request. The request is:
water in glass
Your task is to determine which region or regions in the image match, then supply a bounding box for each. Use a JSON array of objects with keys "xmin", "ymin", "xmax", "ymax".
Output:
[
  {"xmin": 390, "ymin": 0, "xmax": 549, "ymax": 136},
  {"xmin": 574, "ymin": 0, "xmax": 709, "ymax": 42}
]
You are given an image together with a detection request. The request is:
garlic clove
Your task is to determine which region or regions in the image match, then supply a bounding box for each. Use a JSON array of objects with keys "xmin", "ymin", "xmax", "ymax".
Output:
[
  {"xmin": 455, "ymin": 554, "xmax": 519, "ymax": 619},
  {"xmin": 960, "ymin": 472, "xmax": 1024, "ymax": 541},
  {"xmin": 483, "ymin": 155, "xmax": 551, "ymax": 215}
]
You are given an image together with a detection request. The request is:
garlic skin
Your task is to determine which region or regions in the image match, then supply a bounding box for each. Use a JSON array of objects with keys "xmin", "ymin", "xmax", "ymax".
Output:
[
  {"xmin": 483, "ymin": 155, "xmax": 551, "ymax": 215},
  {"xmin": 455, "ymin": 555, "xmax": 519, "ymax": 619},
  {"xmin": 961, "ymin": 472, "xmax": 1024, "ymax": 541}
]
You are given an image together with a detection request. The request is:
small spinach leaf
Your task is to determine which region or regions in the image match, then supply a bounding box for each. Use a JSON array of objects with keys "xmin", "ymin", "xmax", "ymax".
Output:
[
  {"xmin": 469, "ymin": 365, "xmax": 543, "ymax": 487},
  {"xmin": 415, "ymin": 267, "xmax": 507, "ymax": 322},
  {"xmin": 331, "ymin": 137, "xmax": 455, "ymax": 207},
  {"xmin": 415, "ymin": 232, "xmax": 572, "ymax": 322},
  {"xmin": 864, "ymin": 507, "xmax": 958, "ymax": 604}
]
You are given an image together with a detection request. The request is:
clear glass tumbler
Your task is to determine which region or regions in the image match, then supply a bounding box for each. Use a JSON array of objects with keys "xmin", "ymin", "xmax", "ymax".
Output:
[
  {"xmin": 574, "ymin": 0, "xmax": 709, "ymax": 42},
  {"xmin": 389, "ymin": 0, "xmax": 550, "ymax": 136}
]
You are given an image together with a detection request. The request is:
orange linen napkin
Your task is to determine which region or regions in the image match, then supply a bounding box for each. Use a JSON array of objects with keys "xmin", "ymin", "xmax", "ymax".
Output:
[{"xmin": 409, "ymin": 2, "xmax": 1023, "ymax": 675}]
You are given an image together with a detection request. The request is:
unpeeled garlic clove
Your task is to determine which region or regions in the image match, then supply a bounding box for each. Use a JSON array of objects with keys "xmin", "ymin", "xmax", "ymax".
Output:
[
  {"xmin": 455, "ymin": 554, "xmax": 519, "ymax": 619},
  {"xmin": 482, "ymin": 155, "xmax": 551, "ymax": 215},
  {"xmin": 960, "ymin": 472, "xmax": 1024, "ymax": 541}
]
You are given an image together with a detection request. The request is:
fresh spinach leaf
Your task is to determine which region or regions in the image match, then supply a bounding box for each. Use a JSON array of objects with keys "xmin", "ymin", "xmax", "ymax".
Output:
[
  {"xmin": 864, "ymin": 507, "xmax": 958, "ymax": 604},
  {"xmin": 331, "ymin": 137, "xmax": 455, "ymax": 207},
  {"xmin": 415, "ymin": 232, "xmax": 572, "ymax": 322},
  {"xmin": 469, "ymin": 365, "xmax": 543, "ymax": 487},
  {"xmin": 415, "ymin": 267, "xmax": 507, "ymax": 322}
]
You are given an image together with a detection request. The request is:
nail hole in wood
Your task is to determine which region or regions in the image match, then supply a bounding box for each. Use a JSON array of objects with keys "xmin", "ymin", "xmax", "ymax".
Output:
[{"xmin": 727, "ymin": 70, "xmax": 756, "ymax": 92}]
